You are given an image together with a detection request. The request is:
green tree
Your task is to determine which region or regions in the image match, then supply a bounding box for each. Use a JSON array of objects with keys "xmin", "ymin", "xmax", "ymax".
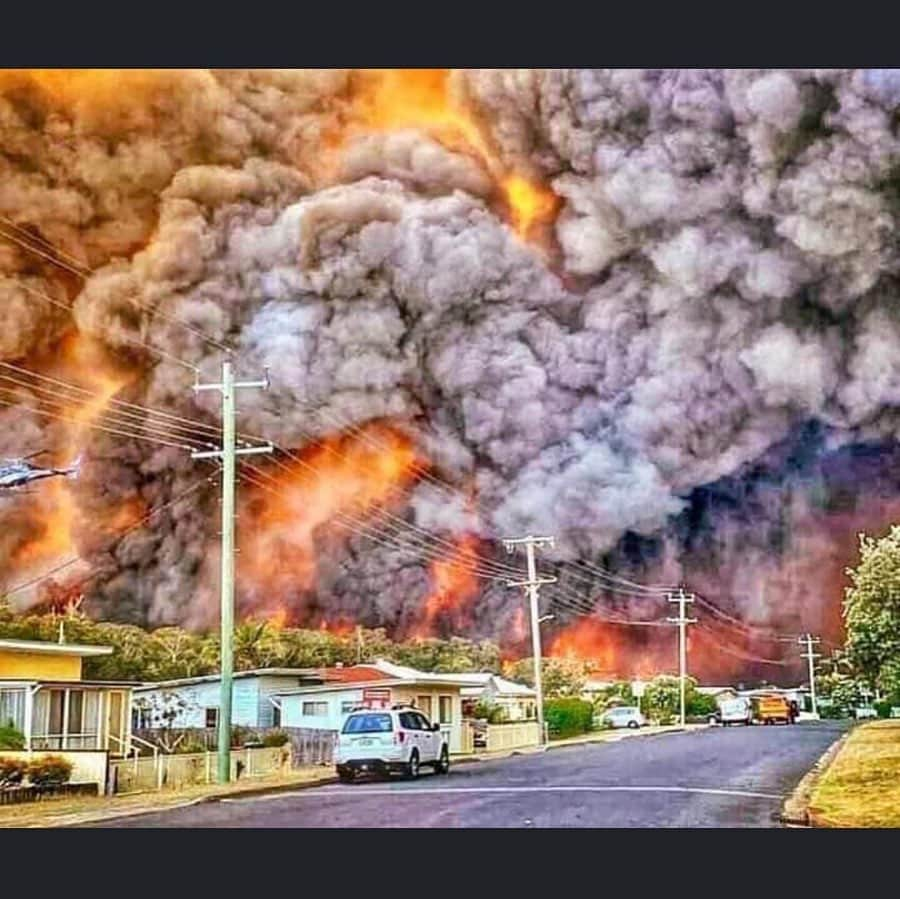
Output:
[
  {"xmin": 643, "ymin": 676, "xmax": 682, "ymax": 723},
  {"xmin": 505, "ymin": 657, "xmax": 589, "ymax": 697},
  {"xmin": 843, "ymin": 527, "xmax": 900, "ymax": 696}
]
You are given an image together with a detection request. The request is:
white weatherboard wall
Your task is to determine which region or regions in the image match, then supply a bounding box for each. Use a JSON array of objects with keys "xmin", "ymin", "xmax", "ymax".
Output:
[
  {"xmin": 135, "ymin": 680, "xmax": 260, "ymax": 728},
  {"xmin": 135, "ymin": 675, "xmax": 311, "ymax": 728},
  {"xmin": 278, "ymin": 685, "xmax": 463, "ymax": 752}
]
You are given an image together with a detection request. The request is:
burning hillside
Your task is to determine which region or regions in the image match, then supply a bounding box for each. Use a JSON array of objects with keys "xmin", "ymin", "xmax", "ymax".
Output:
[{"xmin": 3, "ymin": 69, "xmax": 900, "ymax": 678}]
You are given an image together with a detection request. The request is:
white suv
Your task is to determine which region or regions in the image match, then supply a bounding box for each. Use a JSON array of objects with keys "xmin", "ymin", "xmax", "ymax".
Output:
[{"xmin": 335, "ymin": 706, "xmax": 451, "ymax": 783}]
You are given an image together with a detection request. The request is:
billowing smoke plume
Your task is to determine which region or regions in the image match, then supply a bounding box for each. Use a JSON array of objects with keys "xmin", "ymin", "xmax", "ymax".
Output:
[{"xmin": 3, "ymin": 69, "xmax": 900, "ymax": 676}]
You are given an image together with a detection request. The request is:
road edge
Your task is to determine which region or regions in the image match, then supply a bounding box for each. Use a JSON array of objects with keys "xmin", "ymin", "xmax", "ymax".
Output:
[
  {"xmin": 50, "ymin": 724, "xmax": 706, "ymax": 826},
  {"xmin": 779, "ymin": 727, "xmax": 850, "ymax": 827}
]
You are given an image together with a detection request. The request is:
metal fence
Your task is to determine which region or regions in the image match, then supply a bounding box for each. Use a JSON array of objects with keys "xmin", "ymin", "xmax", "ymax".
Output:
[
  {"xmin": 109, "ymin": 746, "xmax": 289, "ymax": 794},
  {"xmin": 132, "ymin": 726, "xmax": 336, "ymax": 767}
]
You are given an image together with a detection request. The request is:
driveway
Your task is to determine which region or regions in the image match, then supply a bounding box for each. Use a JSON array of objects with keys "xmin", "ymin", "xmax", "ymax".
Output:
[{"xmin": 82, "ymin": 720, "xmax": 849, "ymax": 828}]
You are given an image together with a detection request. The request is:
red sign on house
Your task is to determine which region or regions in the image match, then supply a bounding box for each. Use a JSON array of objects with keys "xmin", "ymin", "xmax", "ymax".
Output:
[{"xmin": 362, "ymin": 688, "xmax": 392, "ymax": 708}]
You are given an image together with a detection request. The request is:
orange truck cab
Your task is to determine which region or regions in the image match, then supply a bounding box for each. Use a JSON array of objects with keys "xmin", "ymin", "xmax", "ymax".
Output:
[{"xmin": 751, "ymin": 694, "xmax": 792, "ymax": 725}]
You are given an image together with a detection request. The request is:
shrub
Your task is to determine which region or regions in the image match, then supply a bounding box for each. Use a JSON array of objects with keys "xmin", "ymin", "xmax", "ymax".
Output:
[
  {"xmin": 230, "ymin": 725, "xmax": 255, "ymax": 748},
  {"xmin": 27, "ymin": 755, "xmax": 73, "ymax": 786},
  {"xmin": 177, "ymin": 737, "xmax": 209, "ymax": 754},
  {"xmin": 261, "ymin": 730, "xmax": 290, "ymax": 747},
  {"xmin": 472, "ymin": 700, "xmax": 507, "ymax": 724},
  {"xmin": 0, "ymin": 721, "xmax": 25, "ymax": 750},
  {"xmin": 0, "ymin": 756, "xmax": 28, "ymax": 787},
  {"xmin": 544, "ymin": 698, "xmax": 594, "ymax": 738},
  {"xmin": 686, "ymin": 692, "xmax": 718, "ymax": 718}
]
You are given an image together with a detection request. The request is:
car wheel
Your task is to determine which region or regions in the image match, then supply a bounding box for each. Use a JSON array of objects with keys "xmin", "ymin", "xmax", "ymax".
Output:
[
  {"xmin": 406, "ymin": 749, "xmax": 420, "ymax": 780},
  {"xmin": 627, "ymin": 720, "xmax": 639, "ymax": 729},
  {"xmin": 338, "ymin": 768, "xmax": 354, "ymax": 784},
  {"xmin": 436, "ymin": 746, "xmax": 450, "ymax": 774}
]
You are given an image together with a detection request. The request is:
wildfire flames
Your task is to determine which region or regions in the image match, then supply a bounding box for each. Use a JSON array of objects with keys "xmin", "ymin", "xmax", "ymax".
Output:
[
  {"xmin": 6, "ymin": 333, "xmax": 136, "ymax": 588},
  {"xmin": 343, "ymin": 68, "xmax": 559, "ymax": 242},
  {"xmin": 410, "ymin": 533, "xmax": 480, "ymax": 637},
  {"xmin": 547, "ymin": 617, "xmax": 673, "ymax": 680},
  {"xmin": 238, "ymin": 423, "xmax": 423, "ymax": 618}
]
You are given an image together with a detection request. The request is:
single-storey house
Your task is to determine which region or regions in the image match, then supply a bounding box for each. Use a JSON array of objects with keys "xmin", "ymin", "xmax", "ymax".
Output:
[
  {"xmin": 697, "ymin": 685, "xmax": 739, "ymax": 700},
  {"xmin": 273, "ymin": 660, "xmax": 473, "ymax": 753},
  {"xmin": 0, "ymin": 636, "xmax": 137, "ymax": 791},
  {"xmin": 457, "ymin": 673, "xmax": 537, "ymax": 721},
  {"xmin": 132, "ymin": 668, "xmax": 323, "ymax": 730},
  {"xmin": 0, "ymin": 637, "xmax": 134, "ymax": 755}
]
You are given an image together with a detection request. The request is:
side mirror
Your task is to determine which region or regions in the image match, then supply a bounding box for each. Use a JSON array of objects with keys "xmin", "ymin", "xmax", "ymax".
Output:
[{"xmin": 432, "ymin": 723, "xmax": 440, "ymax": 732}]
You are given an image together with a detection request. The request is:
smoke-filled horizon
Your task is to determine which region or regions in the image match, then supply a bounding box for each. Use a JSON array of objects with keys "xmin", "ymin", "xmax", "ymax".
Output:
[{"xmin": 2, "ymin": 69, "xmax": 900, "ymax": 680}]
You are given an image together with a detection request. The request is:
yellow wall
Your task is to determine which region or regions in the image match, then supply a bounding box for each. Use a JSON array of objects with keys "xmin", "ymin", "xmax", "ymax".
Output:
[{"xmin": 0, "ymin": 650, "xmax": 83, "ymax": 681}]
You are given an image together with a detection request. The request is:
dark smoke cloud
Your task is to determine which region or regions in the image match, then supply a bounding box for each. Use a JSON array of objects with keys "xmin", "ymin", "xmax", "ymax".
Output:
[{"xmin": 2, "ymin": 70, "xmax": 900, "ymax": 654}]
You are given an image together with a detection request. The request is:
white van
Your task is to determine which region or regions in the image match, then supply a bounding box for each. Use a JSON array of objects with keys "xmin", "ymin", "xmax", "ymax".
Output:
[{"xmin": 714, "ymin": 696, "xmax": 752, "ymax": 726}]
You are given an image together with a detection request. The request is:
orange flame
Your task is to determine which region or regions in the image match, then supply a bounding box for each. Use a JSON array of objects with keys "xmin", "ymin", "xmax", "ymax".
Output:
[
  {"xmin": 8, "ymin": 333, "xmax": 137, "ymax": 583},
  {"xmin": 239, "ymin": 423, "xmax": 422, "ymax": 607},
  {"xmin": 343, "ymin": 69, "xmax": 558, "ymax": 242},
  {"xmin": 411, "ymin": 533, "xmax": 480, "ymax": 637}
]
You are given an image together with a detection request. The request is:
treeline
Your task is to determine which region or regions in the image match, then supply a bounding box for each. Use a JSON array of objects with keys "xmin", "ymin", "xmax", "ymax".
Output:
[{"xmin": 0, "ymin": 600, "xmax": 502, "ymax": 682}]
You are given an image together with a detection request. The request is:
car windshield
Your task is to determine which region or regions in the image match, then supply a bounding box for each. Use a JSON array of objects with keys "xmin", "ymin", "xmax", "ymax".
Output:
[{"xmin": 342, "ymin": 713, "xmax": 393, "ymax": 734}]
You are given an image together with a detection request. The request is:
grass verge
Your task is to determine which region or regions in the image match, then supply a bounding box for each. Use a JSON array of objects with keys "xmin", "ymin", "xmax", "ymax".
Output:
[{"xmin": 809, "ymin": 720, "xmax": 900, "ymax": 827}]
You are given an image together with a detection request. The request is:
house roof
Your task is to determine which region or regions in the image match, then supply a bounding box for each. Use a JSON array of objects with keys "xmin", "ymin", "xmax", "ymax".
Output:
[
  {"xmin": 319, "ymin": 665, "xmax": 393, "ymax": 684},
  {"xmin": 134, "ymin": 667, "xmax": 323, "ymax": 691},
  {"xmin": 0, "ymin": 678, "xmax": 138, "ymax": 689},
  {"xmin": 0, "ymin": 637, "xmax": 113, "ymax": 658},
  {"xmin": 273, "ymin": 662, "xmax": 475, "ymax": 697}
]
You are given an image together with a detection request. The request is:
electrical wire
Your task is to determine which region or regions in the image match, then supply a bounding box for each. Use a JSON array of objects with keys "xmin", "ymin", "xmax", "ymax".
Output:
[
  {"xmin": 0, "ymin": 396, "xmax": 200, "ymax": 451},
  {"xmin": 692, "ymin": 625, "xmax": 793, "ymax": 666},
  {"xmin": 15, "ymin": 281, "xmax": 199, "ymax": 372},
  {"xmin": 238, "ymin": 460, "xmax": 511, "ymax": 583},
  {"xmin": 0, "ymin": 379, "xmax": 217, "ymax": 451},
  {"xmin": 3, "ymin": 471, "xmax": 218, "ymax": 598},
  {"xmin": 0, "ymin": 360, "xmax": 231, "ymax": 445},
  {"xmin": 0, "ymin": 224, "xmax": 232, "ymax": 354}
]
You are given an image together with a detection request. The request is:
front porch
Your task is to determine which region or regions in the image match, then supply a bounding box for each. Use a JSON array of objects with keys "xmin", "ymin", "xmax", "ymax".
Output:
[{"xmin": 0, "ymin": 680, "xmax": 133, "ymax": 755}]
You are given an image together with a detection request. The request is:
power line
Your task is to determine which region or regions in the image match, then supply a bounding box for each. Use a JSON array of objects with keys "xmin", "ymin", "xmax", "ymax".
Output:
[
  {"xmin": 544, "ymin": 591, "xmax": 672, "ymax": 627},
  {"xmin": 561, "ymin": 558, "xmax": 675, "ymax": 594},
  {"xmin": 0, "ymin": 224, "xmax": 232, "ymax": 354},
  {"xmin": 0, "ymin": 395, "xmax": 201, "ymax": 451},
  {"xmin": 693, "ymin": 625, "xmax": 793, "ymax": 666},
  {"xmin": 239, "ymin": 461, "xmax": 509, "ymax": 583},
  {"xmin": 14, "ymin": 280, "xmax": 199, "ymax": 372},
  {"xmin": 3, "ymin": 471, "xmax": 218, "ymax": 599},
  {"xmin": 0, "ymin": 360, "xmax": 233, "ymax": 444},
  {"xmin": 0, "ymin": 381, "xmax": 216, "ymax": 451}
]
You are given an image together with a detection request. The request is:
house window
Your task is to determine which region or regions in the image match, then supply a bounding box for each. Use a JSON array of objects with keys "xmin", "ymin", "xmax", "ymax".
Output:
[
  {"xmin": 0, "ymin": 689, "xmax": 26, "ymax": 732},
  {"xmin": 439, "ymin": 696, "xmax": 453, "ymax": 724},
  {"xmin": 272, "ymin": 705, "xmax": 281, "ymax": 728},
  {"xmin": 205, "ymin": 707, "xmax": 219, "ymax": 728},
  {"xmin": 341, "ymin": 701, "xmax": 357, "ymax": 714},
  {"xmin": 302, "ymin": 701, "xmax": 329, "ymax": 717}
]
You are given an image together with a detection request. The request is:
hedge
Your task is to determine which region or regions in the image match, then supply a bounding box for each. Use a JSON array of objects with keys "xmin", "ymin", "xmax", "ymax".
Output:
[{"xmin": 544, "ymin": 698, "xmax": 594, "ymax": 738}]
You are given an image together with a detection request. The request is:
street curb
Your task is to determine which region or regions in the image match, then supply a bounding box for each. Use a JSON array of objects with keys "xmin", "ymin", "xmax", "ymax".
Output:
[
  {"xmin": 33, "ymin": 773, "xmax": 340, "ymax": 828},
  {"xmin": 37, "ymin": 725, "xmax": 708, "ymax": 826},
  {"xmin": 452, "ymin": 723, "xmax": 703, "ymax": 765},
  {"xmin": 198, "ymin": 774, "xmax": 338, "ymax": 803},
  {"xmin": 779, "ymin": 729, "xmax": 850, "ymax": 828}
]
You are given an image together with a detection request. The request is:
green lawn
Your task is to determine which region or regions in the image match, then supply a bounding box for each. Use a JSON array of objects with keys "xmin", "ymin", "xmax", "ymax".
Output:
[{"xmin": 810, "ymin": 720, "xmax": 900, "ymax": 828}]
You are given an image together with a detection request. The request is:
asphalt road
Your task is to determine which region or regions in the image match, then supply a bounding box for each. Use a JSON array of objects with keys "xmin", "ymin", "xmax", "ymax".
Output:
[{"xmin": 85, "ymin": 720, "xmax": 849, "ymax": 828}]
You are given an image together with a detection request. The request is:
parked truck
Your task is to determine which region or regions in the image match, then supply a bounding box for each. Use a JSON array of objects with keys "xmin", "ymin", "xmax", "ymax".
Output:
[
  {"xmin": 714, "ymin": 696, "xmax": 753, "ymax": 726},
  {"xmin": 751, "ymin": 693, "xmax": 792, "ymax": 725}
]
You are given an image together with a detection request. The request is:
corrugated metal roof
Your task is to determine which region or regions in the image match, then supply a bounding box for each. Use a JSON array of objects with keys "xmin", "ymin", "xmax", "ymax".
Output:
[{"xmin": 0, "ymin": 638, "xmax": 112, "ymax": 657}]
